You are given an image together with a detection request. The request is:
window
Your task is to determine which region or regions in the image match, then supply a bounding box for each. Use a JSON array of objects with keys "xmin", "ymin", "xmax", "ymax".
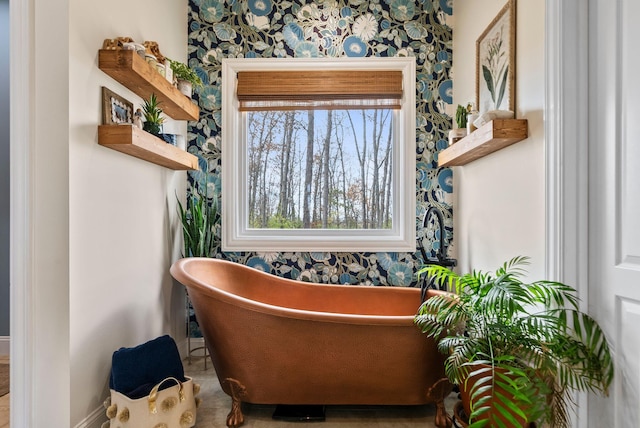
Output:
[{"xmin": 222, "ymin": 57, "xmax": 416, "ymax": 252}]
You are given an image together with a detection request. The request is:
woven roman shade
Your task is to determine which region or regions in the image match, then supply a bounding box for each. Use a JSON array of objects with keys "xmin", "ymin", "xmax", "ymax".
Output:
[{"xmin": 236, "ymin": 70, "xmax": 403, "ymax": 111}]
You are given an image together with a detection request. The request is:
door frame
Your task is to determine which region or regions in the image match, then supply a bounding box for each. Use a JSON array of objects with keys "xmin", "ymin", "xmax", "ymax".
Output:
[
  {"xmin": 544, "ymin": 0, "xmax": 589, "ymax": 425},
  {"xmin": 9, "ymin": 0, "xmax": 589, "ymax": 424}
]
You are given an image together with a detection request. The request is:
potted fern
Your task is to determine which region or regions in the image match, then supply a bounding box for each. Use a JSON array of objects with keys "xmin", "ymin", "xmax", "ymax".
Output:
[{"xmin": 415, "ymin": 256, "xmax": 613, "ymax": 428}]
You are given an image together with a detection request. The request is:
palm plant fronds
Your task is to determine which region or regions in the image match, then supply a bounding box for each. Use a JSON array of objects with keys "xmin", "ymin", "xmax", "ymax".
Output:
[{"xmin": 415, "ymin": 256, "xmax": 613, "ymax": 428}]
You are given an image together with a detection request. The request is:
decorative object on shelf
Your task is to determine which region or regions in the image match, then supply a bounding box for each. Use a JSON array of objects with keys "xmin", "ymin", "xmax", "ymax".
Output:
[
  {"xmin": 164, "ymin": 59, "xmax": 173, "ymax": 83},
  {"xmin": 102, "ymin": 36, "xmax": 134, "ymax": 50},
  {"xmin": 101, "ymin": 86, "xmax": 133, "ymax": 125},
  {"xmin": 476, "ymin": 0, "xmax": 516, "ymax": 114},
  {"xmin": 133, "ymin": 108, "xmax": 143, "ymax": 129},
  {"xmin": 103, "ymin": 37, "xmax": 145, "ymax": 58},
  {"xmin": 159, "ymin": 133, "xmax": 177, "ymax": 146},
  {"xmin": 448, "ymin": 104, "xmax": 469, "ymax": 145},
  {"xmin": 169, "ymin": 59, "xmax": 203, "ymax": 98},
  {"xmin": 144, "ymin": 53, "xmax": 158, "ymax": 71},
  {"xmin": 473, "ymin": 108, "xmax": 514, "ymax": 129},
  {"xmin": 143, "ymin": 40, "xmax": 166, "ymax": 63},
  {"xmin": 466, "ymin": 105, "xmax": 479, "ymax": 134},
  {"xmin": 155, "ymin": 62, "xmax": 166, "ymax": 78},
  {"xmin": 415, "ymin": 256, "xmax": 613, "ymax": 428},
  {"xmin": 455, "ymin": 104, "xmax": 468, "ymax": 129},
  {"xmin": 141, "ymin": 93, "xmax": 165, "ymax": 136}
]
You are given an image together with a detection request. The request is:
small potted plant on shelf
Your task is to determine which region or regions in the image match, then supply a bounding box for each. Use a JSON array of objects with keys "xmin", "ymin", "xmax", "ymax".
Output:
[
  {"xmin": 448, "ymin": 104, "xmax": 469, "ymax": 145},
  {"xmin": 141, "ymin": 93, "xmax": 165, "ymax": 136},
  {"xmin": 415, "ymin": 256, "xmax": 613, "ymax": 428},
  {"xmin": 169, "ymin": 59, "xmax": 203, "ymax": 98}
]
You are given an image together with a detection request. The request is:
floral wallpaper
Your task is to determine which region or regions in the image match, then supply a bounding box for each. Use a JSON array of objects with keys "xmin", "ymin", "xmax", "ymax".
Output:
[{"xmin": 186, "ymin": 0, "xmax": 453, "ymax": 287}]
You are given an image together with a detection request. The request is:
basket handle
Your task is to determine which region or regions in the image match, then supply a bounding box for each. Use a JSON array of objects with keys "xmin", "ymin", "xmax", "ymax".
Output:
[{"xmin": 148, "ymin": 377, "xmax": 184, "ymax": 414}]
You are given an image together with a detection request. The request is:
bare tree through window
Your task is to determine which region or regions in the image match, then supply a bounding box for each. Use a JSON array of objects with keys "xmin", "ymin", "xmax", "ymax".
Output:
[{"xmin": 247, "ymin": 109, "xmax": 394, "ymax": 230}]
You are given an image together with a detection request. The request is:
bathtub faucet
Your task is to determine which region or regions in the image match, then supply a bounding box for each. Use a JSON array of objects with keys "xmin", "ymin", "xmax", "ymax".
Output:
[
  {"xmin": 418, "ymin": 206, "xmax": 457, "ymax": 267},
  {"xmin": 417, "ymin": 206, "xmax": 457, "ymax": 295}
]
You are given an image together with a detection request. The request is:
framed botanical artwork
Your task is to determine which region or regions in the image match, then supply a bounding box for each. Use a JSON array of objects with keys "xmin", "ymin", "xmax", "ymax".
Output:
[
  {"xmin": 476, "ymin": 0, "xmax": 516, "ymax": 113},
  {"xmin": 102, "ymin": 86, "xmax": 133, "ymax": 125}
]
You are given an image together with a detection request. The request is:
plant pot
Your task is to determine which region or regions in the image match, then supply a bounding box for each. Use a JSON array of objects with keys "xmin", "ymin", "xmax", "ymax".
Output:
[
  {"xmin": 459, "ymin": 363, "xmax": 533, "ymax": 428},
  {"xmin": 448, "ymin": 128, "xmax": 467, "ymax": 145},
  {"xmin": 177, "ymin": 79, "xmax": 193, "ymax": 98},
  {"xmin": 143, "ymin": 122, "xmax": 162, "ymax": 136}
]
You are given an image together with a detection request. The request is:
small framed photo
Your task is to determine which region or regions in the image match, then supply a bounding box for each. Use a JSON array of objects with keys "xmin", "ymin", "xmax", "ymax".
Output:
[
  {"xmin": 476, "ymin": 0, "xmax": 516, "ymax": 113},
  {"xmin": 102, "ymin": 86, "xmax": 133, "ymax": 125}
]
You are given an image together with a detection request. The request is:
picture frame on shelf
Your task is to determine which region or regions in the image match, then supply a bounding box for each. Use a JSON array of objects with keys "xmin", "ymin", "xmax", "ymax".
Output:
[
  {"xmin": 476, "ymin": 0, "xmax": 516, "ymax": 114},
  {"xmin": 102, "ymin": 86, "xmax": 133, "ymax": 125}
]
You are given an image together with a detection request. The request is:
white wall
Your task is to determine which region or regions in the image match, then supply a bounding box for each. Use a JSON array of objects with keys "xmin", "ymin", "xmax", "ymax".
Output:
[
  {"xmin": 452, "ymin": 0, "xmax": 545, "ymax": 278},
  {"xmin": 68, "ymin": 0, "xmax": 187, "ymax": 425}
]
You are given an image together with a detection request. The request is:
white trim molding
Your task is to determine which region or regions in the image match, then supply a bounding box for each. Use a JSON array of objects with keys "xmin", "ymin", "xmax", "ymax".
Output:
[
  {"xmin": 11, "ymin": 0, "xmax": 71, "ymax": 426},
  {"xmin": 10, "ymin": 0, "xmax": 35, "ymax": 425},
  {"xmin": 544, "ymin": 0, "xmax": 589, "ymax": 426},
  {"xmin": 221, "ymin": 57, "xmax": 417, "ymax": 252},
  {"xmin": 73, "ymin": 406, "xmax": 107, "ymax": 428},
  {"xmin": 544, "ymin": 0, "xmax": 589, "ymax": 290},
  {"xmin": 0, "ymin": 337, "xmax": 9, "ymax": 356}
]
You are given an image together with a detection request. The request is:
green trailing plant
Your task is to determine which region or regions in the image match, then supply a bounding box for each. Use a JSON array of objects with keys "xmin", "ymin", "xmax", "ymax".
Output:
[
  {"xmin": 177, "ymin": 187, "xmax": 220, "ymax": 258},
  {"xmin": 415, "ymin": 256, "xmax": 613, "ymax": 428},
  {"xmin": 455, "ymin": 104, "xmax": 468, "ymax": 129},
  {"xmin": 169, "ymin": 59, "xmax": 203, "ymax": 89},
  {"xmin": 141, "ymin": 93, "xmax": 165, "ymax": 136}
]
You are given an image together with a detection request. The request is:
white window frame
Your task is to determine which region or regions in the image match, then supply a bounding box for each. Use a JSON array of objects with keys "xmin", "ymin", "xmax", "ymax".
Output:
[{"xmin": 221, "ymin": 57, "xmax": 416, "ymax": 252}]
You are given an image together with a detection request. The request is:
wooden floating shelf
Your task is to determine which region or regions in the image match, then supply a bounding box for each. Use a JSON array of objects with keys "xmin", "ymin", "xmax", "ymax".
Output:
[
  {"xmin": 438, "ymin": 119, "xmax": 529, "ymax": 167},
  {"xmin": 98, "ymin": 49, "xmax": 200, "ymax": 121},
  {"xmin": 98, "ymin": 125, "xmax": 199, "ymax": 170}
]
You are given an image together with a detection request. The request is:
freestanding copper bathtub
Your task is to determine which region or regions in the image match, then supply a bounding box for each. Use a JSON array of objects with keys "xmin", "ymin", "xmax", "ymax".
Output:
[{"xmin": 170, "ymin": 258, "xmax": 452, "ymax": 428}]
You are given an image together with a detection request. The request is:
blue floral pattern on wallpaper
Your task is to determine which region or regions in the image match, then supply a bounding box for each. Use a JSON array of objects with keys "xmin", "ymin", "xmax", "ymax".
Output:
[{"xmin": 187, "ymin": 0, "xmax": 453, "ymax": 287}]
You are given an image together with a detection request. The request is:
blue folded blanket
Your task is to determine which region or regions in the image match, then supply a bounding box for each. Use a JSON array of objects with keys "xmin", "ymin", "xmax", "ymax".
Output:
[{"xmin": 109, "ymin": 335, "xmax": 186, "ymax": 399}]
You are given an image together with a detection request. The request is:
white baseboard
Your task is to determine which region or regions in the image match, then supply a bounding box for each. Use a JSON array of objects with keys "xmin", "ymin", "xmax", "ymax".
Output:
[
  {"xmin": 74, "ymin": 403, "xmax": 107, "ymax": 428},
  {"xmin": 0, "ymin": 336, "xmax": 9, "ymax": 356}
]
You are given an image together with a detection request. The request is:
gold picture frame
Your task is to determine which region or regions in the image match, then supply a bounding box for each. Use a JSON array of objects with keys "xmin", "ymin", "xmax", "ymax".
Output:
[
  {"xmin": 102, "ymin": 86, "xmax": 133, "ymax": 125},
  {"xmin": 476, "ymin": 0, "xmax": 516, "ymax": 113}
]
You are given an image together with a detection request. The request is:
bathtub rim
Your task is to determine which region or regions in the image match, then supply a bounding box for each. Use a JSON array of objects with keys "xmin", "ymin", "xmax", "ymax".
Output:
[{"xmin": 170, "ymin": 257, "xmax": 424, "ymax": 327}]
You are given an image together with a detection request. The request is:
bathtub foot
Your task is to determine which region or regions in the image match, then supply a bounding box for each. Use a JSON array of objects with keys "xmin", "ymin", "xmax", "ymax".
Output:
[
  {"xmin": 427, "ymin": 377, "xmax": 454, "ymax": 428},
  {"xmin": 222, "ymin": 378, "xmax": 247, "ymax": 428}
]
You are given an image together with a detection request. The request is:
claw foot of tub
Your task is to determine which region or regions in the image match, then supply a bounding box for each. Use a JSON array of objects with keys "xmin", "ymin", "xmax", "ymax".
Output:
[
  {"xmin": 222, "ymin": 378, "xmax": 247, "ymax": 428},
  {"xmin": 427, "ymin": 377, "xmax": 453, "ymax": 428}
]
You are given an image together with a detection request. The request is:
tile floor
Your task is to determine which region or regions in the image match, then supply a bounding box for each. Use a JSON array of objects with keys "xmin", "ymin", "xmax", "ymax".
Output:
[
  {"xmin": 185, "ymin": 354, "xmax": 458, "ymax": 427},
  {"xmin": 0, "ymin": 354, "xmax": 459, "ymax": 428}
]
